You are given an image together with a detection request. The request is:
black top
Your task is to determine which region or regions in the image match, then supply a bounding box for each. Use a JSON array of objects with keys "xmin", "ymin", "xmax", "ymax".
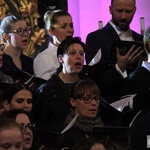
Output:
[
  {"xmin": 0, "ymin": 53, "xmax": 34, "ymax": 75},
  {"xmin": 32, "ymin": 67, "xmax": 89, "ymax": 129}
]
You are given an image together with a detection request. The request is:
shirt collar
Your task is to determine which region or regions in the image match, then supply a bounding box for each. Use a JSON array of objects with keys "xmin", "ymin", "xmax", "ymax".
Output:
[
  {"xmin": 142, "ymin": 61, "xmax": 150, "ymax": 71},
  {"xmin": 109, "ymin": 20, "xmax": 132, "ymax": 37}
]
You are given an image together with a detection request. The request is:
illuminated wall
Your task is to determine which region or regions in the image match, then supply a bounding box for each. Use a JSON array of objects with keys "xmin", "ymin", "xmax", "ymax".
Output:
[{"xmin": 68, "ymin": 0, "xmax": 150, "ymax": 42}]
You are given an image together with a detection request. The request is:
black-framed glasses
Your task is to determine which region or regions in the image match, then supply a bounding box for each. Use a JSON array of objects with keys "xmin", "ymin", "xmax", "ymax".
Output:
[
  {"xmin": 19, "ymin": 123, "xmax": 36, "ymax": 132},
  {"xmin": 78, "ymin": 97, "xmax": 100, "ymax": 104},
  {"xmin": 0, "ymin": 43, "xmax": 5, "ymax": 51},
  {"xmin": 9, "ymin": 27, "xmax": 31, "ymax": 36}
]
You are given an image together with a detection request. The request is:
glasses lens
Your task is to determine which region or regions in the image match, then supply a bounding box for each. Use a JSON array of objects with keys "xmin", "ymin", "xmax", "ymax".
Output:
[
  {"xmin": 14, "ymin": 28, "xmax": 31, "ymax": 36},
  {"xmin": 80, "ymin": 96, "xmax": 100, "ymax": 104},
  {"xmin": 16, "ymin": 29, "xmax": 24, "ymax": 36},
  {"xmin": 19, "ymin": 123, "xmax": 35, "ymax": 131}
]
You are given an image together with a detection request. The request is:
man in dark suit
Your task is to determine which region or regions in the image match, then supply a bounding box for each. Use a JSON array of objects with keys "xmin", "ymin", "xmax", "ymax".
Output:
[
  {"xmin": 121, "ymin": 26, "xmax": 150, "ymax": 111},
  {"xmin": 85, "ymin": 0, "xmax": 145, "ymax": 103}
]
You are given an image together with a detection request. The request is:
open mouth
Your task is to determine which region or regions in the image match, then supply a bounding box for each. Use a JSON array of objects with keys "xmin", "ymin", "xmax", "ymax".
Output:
[
  {"xmin": 75, "ymin": 62, "xmax": 82, "ymax": 66},
  {"xmin": 24, "ymin": 137, "xmax": 31, "ymax": 143},
  {"xmin": 22, "ymin": 39, "xmax": 28, "ymax": 43},
  {"xmin": 90, "ymin": 109, "xmax": 97, "ymax": 114}
]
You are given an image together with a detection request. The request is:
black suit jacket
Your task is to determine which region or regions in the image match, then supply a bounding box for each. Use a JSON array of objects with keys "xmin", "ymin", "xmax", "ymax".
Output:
[
  {"xmin": 121, "ymin": 66, "xmax": 150, "ymax": 110},
  {"xmin": 85, "ymin": 22, "xmax": 144, "ymax": 103},
  {"xmin": 130, "ymin": 110, "xmax": 150, "ymax": 150}
]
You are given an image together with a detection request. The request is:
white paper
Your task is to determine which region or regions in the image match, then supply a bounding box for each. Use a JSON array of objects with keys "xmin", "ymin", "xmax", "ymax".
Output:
[{"xmin": 110, "ymin": 94, "xmax": 137, "ymax": 112}]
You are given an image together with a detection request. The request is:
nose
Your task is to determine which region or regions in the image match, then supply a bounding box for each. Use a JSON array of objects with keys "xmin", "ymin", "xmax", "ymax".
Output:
[
  {"xmin": 24, "ymin": 126, "xmax": 32, "ymax": 133},
  {"xmin": 23, "ymin": 101, "xmax": 31, "ymax": 111},
  {"xmin": 121, "ymin": 11, "xmax": 127, "ymax": 19},
  {"xmin": 67, "ymin": 25, "xmax": 74, "ymax": 33},
  {"xmin": 76, "ymin": 52, "xmax": 84, "ymax": 59},
  {"xmin": 90, "ymin": 99, "xmax": 98, "ymax": 105}
]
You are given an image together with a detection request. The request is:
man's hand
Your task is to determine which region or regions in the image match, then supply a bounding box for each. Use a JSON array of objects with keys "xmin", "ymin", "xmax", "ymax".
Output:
[{"xmin": 116, "ymin": 45, "xmax": 143, "ymax": 72}]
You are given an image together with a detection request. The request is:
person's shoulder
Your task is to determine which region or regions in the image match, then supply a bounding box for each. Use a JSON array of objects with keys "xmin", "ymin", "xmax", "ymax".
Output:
[
  {"xmin": 34, "ymin": 45, "xmax": 56, "ymax": 61},
  {"xmin": 43, "ymin": 73, "xmax": 60, "ymax": 87},
  {"xmin": 131, "ymin": 30, "xmax": 143, "ymax": 41},
  {"xmin": 128, "ymin": 66, "xmax": 148, "ymax": 80},
  {"xmin": 21, "ymin": 53, "xmax": 33, "ymax": 61},
  {"xmin": 87, "ymin": 28, "xmax": 104, "ymax": 37},
  {"xmin": 35, "ymin": 49, "xmax": 50, "ymax": 58},
  {"xmin": 87, "ymin": 22, "xmax": 112, "ymax": 37},
  {"xmin": 2, "ymin": 53, "xmax": 11, "ymax": 60},
  {"xmin": 131, "ymin": 30, "xmax": 143, "ymax": 36}
]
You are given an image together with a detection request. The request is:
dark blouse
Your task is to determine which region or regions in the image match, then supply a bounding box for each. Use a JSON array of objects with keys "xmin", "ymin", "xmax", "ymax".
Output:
[{"xmin": 0, "ymin": 53, "xmax": 34, "ymax": 75}]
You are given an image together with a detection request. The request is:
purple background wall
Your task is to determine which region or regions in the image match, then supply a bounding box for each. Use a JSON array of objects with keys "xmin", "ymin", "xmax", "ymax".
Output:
[{"xmin": 68, "ymin": 0, "xmax": 150, "ymax": 42}]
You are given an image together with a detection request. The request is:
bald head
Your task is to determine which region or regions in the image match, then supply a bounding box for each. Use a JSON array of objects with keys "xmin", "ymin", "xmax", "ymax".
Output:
[
  {"xmin": 111, "ymin": 0, "xmax": 136, "ymax": 6},
  {"xmin": 109, "ymin": 0, "xmax": 136, "ymax": 31}
]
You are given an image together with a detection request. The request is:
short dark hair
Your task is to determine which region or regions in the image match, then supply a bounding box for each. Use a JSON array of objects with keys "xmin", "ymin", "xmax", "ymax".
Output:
[
  {"xmin": 0, "ymin": 109, "xmax": 34, "ymax": 123},
  {"xmin": 70, "ymin": 79, "xmax": 101, "ymax": 99},
  {"xmin": 0, "ymin": 118, "xmax": 21, "ymax": 131},
  {"xmin": 3, "ymin": 82, "xmax": 32, "ymax": 103},
  {"xmin": 111, "ymin": 0, "xmax": 136, "ymax": 6},
  {"xmin": 57, "ymin": 37, "xmax": 86, "ymax": 57}
]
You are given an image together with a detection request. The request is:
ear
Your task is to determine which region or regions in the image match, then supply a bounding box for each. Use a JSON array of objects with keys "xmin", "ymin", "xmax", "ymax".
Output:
[
  {"xmin": 109, "ymin": 5, "xmax": 112, "ymax": 14},
  {"xmin": 133, "ymin": 6, "xmax": 136, "ymax": 14},
  {"xmin": 48, "ymin": 29, "xmax": 55, "ymax": 36},
  {"xmin": 58, "ymin": 55, "xmax": 64, "ymax": 63},
  {"xmin": 70, "ymin": 98, "xmax": 77, "ymax": 107},
  {"xmin": 3, "ymin": 33, "xmax": 10, "ymax": 41},
  {"xmin": 3, "ymin": 100, "xmax": 10, "ymax": 111}
]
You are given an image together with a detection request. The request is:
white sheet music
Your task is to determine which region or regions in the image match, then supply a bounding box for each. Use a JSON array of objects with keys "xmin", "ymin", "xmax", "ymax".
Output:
[
  {"xmin": 61, "ymin": 114, "xmax": 78, "ymax": 134},
  {"xmin": 110, "ymin": 94, "xmax": 137, "ymax": 112}
]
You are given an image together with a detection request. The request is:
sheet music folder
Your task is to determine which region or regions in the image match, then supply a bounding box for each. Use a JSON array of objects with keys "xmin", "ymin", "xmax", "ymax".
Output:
[
  {"xmin": 36, "ymin": 128, "xmax": 66, "ymax": 149},
  {"xmin": 1, "ymin": 70, "xmax": 46, "ymax": 90},
  {"xmin": 108, "ymin": 40, "xmax": 143, "ymax": 67}
]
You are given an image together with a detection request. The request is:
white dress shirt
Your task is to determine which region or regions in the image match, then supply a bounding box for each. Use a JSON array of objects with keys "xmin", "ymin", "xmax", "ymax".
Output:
[
  {"xmin": 33, "ymin": 42, "xmax": 60, "ymax": 80},
  {"xmin": 142, "ymin": 61, "xmax": 150, "ymax": 71}
]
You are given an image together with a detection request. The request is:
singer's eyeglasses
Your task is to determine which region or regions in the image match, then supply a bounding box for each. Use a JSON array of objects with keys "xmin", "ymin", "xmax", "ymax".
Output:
[
  {"xmin": 19, "ymin": 123, "xmax": 36, "ymax": 132},
  {"xmin": 78, "ymin": 97, "xmax": 100, "ymax": 104},
  {"xmin": 9, "ymin": 27, "xmax": 31, "ymax": 36}
]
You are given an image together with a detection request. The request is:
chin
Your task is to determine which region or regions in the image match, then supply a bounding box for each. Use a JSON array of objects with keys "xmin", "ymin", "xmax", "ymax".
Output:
[{"xmin": 24, "ymin": 145, "xmax": 32, "ymax": 150}]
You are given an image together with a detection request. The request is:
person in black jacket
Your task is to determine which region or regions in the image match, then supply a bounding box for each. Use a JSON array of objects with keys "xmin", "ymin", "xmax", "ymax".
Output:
[
  {"xmin": 121, "ymin": 26, "xmax": 150, "ymax": 111},
  {"xmin": 32, "ymin": 37, "xmax": 88, "ymax": 130},
  {"xmin": 85, "ymin": 0, "xmax": 145, "ymax": 103}
]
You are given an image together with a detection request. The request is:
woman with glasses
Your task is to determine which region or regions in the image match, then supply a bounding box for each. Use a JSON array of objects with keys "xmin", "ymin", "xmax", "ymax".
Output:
[
  {"xmin": 0, "ymin": 15, "xmax": 34, "ymax": 80},
  {"xmin": 0, "ymin": 109, "xmax": 39, "ymax": 150},
  {"xmin": 58, "ymin": 79, "xmax": 103, "ymax": 148},
  {"xmin": 52, "ymin": 79, "xmax": 103, "ymax": 149},
  {"xmin": 33, "ymin": 9, "xmax": 74, "ymax": 80}
]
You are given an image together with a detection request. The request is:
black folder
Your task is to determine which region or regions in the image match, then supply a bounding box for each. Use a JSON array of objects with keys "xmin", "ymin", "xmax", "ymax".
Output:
[
  {"xmin": 36, "ymin": 128, "xmax": 66, "ymax": 149},
  {"xmin": 108, "ymin": 40, "xmax": 144, "ymax": 67}
]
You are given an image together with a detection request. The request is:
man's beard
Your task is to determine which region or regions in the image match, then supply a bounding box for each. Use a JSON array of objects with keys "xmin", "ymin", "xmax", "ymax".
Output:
[{"xmin": 113, "ymin": 18, "xmax": 131, "ymax": 31}]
